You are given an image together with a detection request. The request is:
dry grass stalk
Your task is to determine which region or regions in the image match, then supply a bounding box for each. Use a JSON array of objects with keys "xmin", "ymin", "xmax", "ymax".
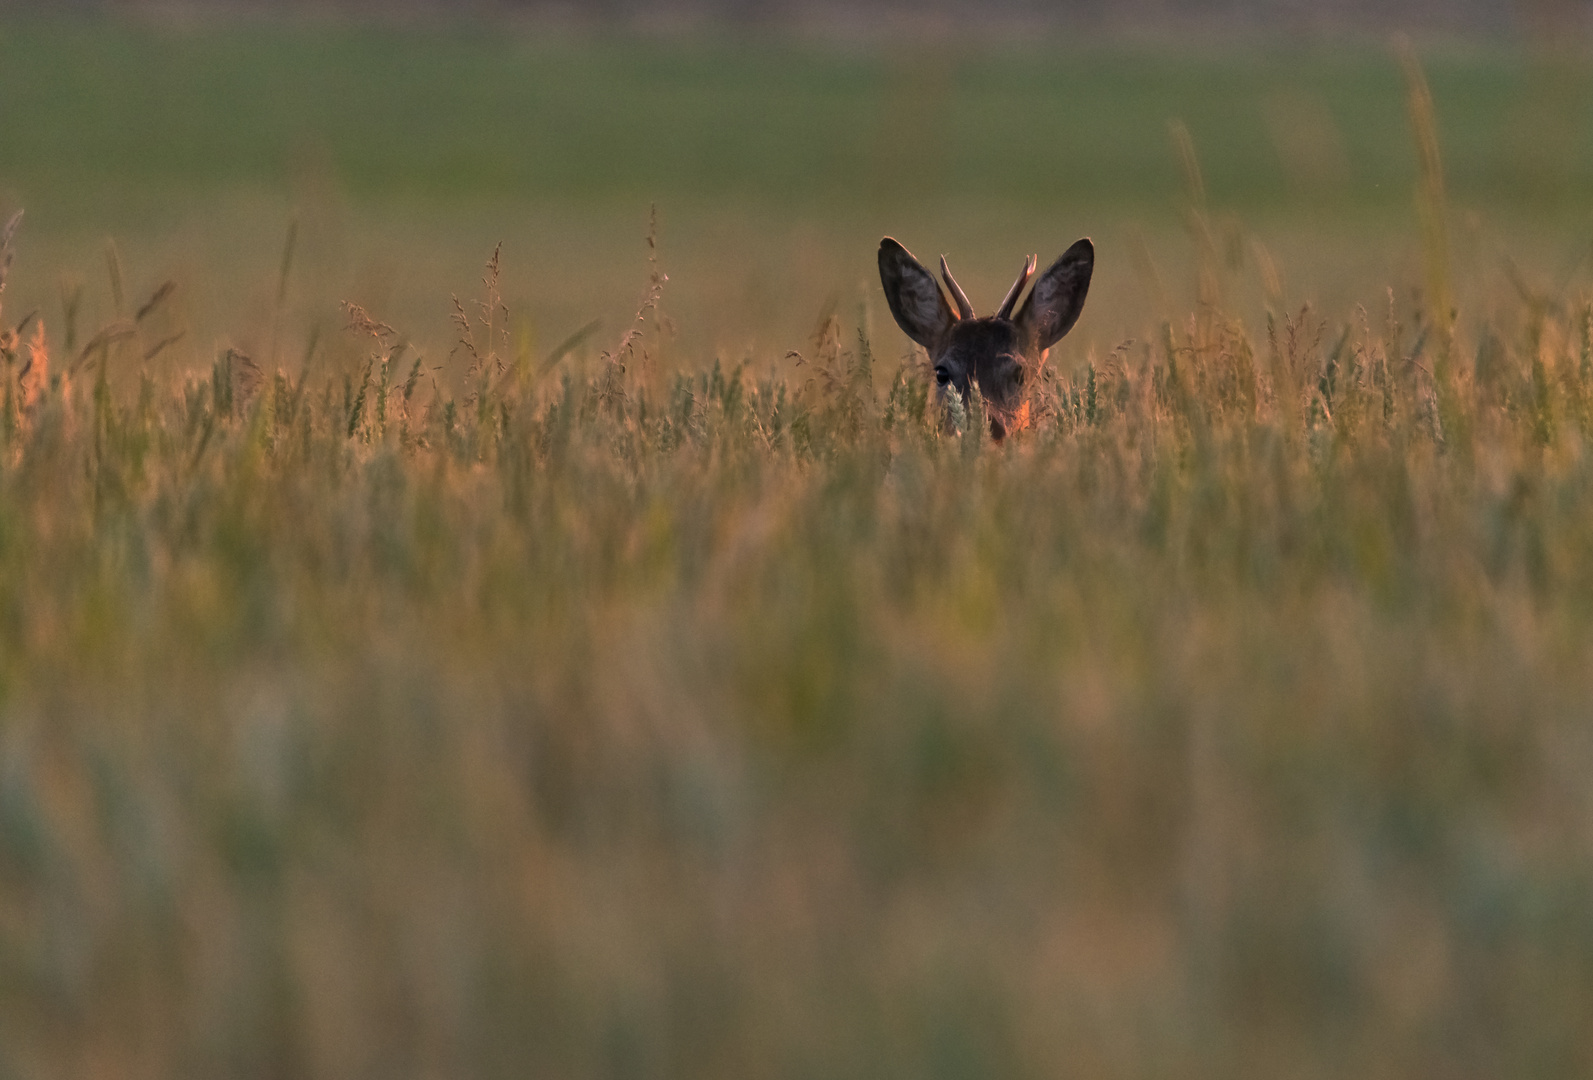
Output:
[
  {"xmin": 343, "ymin": 301, "xmax": 396, "ymax": 344},
  {"xmin": 598, "ymin": 206, "xmax": 668, "ymax": 410},
  {"xmin": 1397, "ymin": 37, "xmax": 1452, "ymax": 342},
  {"xmin": 20, "ymin": 319, "xmax": 48, "ymax": 408},
  {"xmin": 0, "ymin": 210, "xmax": 21, "ymax": 315}
]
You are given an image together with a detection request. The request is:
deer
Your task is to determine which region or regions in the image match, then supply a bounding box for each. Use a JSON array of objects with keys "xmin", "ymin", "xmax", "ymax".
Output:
[{"xmin": 878, "ymin": 236, "xmax": 1093, "ymax": 440}]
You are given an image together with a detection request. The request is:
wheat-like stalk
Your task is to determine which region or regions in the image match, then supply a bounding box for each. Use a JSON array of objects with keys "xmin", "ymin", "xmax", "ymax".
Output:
[{"xmin": 0, "ymin": 210, "xmax": 22, "ymax": 321}]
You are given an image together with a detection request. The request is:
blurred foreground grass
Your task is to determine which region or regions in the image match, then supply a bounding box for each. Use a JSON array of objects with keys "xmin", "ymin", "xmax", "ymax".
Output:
[
  {"xmin": 5, "ymin": 207, "xmax": 1593, "ymax": 1076},
  {"xmin": 3, "ymin": 16, "xmax": 1593, "ymax": 1080}
]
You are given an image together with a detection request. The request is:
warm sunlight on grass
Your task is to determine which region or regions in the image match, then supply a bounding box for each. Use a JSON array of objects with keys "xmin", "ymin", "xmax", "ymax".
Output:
[{"xmin": 2, "ymin": 17, "xmax": 1593, "ymax": 1080}]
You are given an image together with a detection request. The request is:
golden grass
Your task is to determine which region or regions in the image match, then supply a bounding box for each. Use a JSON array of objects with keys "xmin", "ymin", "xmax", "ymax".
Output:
[{"xmin": 2, "ymin": 173, "xmax": 1593, "ymax": 1075}]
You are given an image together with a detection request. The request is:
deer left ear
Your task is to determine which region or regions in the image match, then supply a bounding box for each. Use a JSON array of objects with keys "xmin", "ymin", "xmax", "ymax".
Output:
[
  {"xmin": 1016, "ymin": 238, "xmax": 1093, "ymax": 351},
  {"xmin": 879, "ymin": 238, "xmax": 956, "ymax": 351}
]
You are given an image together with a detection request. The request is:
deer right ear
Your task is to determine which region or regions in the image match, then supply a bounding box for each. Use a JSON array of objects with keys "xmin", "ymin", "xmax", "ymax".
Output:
[
  {"xmin": 1016, "ymin": 238, "xmax": 1093, "ymax": 352},
  {"xmin": 878, "ymin": 238, "xmax": 956, "ymax": 350}
]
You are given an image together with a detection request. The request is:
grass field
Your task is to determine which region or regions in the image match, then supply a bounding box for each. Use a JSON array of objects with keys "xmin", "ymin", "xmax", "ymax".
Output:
[
  {"xmin": 4, "ymin": 15, "xmax": 1593, "ymax": 1080},
  {"xmin": 3, "ymin": 17, "xmax": 1592, "ymax": 358}
]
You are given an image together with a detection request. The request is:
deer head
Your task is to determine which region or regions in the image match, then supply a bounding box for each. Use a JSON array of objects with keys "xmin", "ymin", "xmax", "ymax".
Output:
[{"xmin": 878, "ymin": 236, "xmax": 1093, "ymax": 439}]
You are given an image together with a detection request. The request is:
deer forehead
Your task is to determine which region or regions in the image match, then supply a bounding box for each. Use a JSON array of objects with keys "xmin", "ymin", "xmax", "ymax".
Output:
[{"xmin": 937, "ymin": 318, "xmax": 1023, "ymax": 366}]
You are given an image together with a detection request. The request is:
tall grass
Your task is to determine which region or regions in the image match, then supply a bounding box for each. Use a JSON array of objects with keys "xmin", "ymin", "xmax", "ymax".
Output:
[{"xmin": 3, "ymin": 144, "xmax": 1593, "ymax": 1077}]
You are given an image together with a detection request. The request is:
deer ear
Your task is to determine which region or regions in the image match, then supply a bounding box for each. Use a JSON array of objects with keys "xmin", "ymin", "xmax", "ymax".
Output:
[
  {"xmin": 878, "ymin": 238, "xmax": 956, "ymax": 350},
  {"xmin": 1016, "ymin": 238, "xmax": 1093, "ymax": 351}
]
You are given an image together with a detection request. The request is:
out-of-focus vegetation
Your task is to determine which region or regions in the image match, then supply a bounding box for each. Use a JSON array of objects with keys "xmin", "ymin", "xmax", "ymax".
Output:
[
  {"xmin": 3, "ymin": 15, "xmax": 1593, "ymax": 1080},
  {"xmin": 6, "ymin": 19, "xmax": 1578, "ymax": 207},
  {"xmin": 1, "ymin": 18, "xmax": 1591, "ymax": 356}
]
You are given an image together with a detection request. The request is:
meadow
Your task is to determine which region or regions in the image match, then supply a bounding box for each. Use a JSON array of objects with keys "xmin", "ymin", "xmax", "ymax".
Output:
[{"xmin": 3, "ymin": 14, "xmax": 1593, "ymax": 1079}]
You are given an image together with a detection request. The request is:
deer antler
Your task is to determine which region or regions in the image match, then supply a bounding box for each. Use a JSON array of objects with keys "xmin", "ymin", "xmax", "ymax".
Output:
[
  {"xmin": 996, "ymin": 254, "xmax": 1038, "ymax": 320},
  {"xmin": 939, "ymin": 255, "xmax": 975, "ymax": 320}
]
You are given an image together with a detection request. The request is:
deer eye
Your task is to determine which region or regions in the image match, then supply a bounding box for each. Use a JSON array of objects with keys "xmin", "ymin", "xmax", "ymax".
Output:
[
  {"xmin": 1011, "ymin": 367, "xmax": 1025, "ymax": 387},
  {"xmin": 934, "ymin": 366, "xmax": 952, "ymax": 386}
]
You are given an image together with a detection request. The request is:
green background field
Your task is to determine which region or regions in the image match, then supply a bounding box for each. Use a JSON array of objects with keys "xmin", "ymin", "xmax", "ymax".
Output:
[{"xmin": 3, "ymin": 18, "xmax": 1591, "ymax": 370}]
